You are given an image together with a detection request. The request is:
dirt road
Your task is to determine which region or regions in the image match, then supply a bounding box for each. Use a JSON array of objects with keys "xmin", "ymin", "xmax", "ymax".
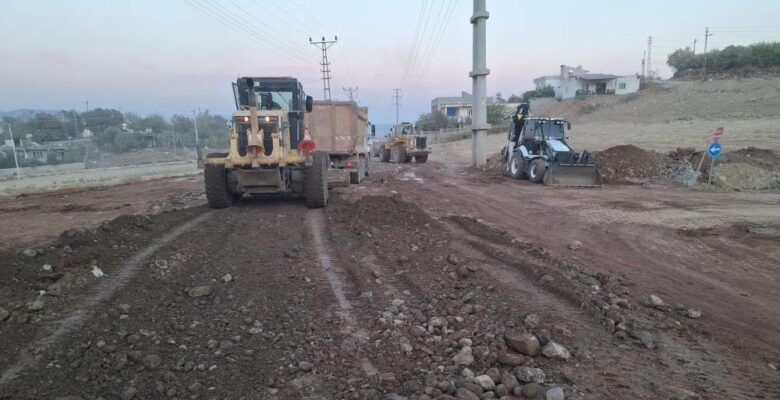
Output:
[{"xmin": 0, "ymin": 156, "xmax": 779, "ymax": 399}]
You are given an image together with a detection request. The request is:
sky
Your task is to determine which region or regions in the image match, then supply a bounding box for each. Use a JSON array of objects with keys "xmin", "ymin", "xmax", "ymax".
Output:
[{"xmin": 1, "ymin": 0, "xmax": 779, "ymax": 126}]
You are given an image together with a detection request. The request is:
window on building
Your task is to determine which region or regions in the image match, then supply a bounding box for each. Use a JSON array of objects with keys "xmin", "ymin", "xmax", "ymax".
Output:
[
  {"xmin": 618, "ymin": 82, "xmax": 626, "ymax": 90},
  {"xmin": 446, "ymin": 107, "xmax": 458, "ymax": 117}
]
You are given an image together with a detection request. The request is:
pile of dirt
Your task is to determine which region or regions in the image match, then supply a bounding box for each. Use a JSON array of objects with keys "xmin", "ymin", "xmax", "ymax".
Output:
[
  {"xmin": 485, "ymin": 150, "xmax": 507, "ymax": 175},
  {"xmin": 593, "ymin": 145, "xmax": 659, "ymax": 184}
]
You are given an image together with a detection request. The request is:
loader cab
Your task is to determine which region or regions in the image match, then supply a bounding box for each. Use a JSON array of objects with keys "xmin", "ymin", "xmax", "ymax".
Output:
[{"xmin": 232, "ymin": 77, "xmax": 314, "ymax": 154}]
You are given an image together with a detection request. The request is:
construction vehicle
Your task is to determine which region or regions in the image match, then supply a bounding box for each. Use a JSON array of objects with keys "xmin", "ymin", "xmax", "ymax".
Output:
[
  {"xmin": 307, "ymin": 101, "xmax": 372, "ymax": 185},
  {"xmin": 203, "ymin": 77, "xmax": 329, "ymax": 208},
  {"xmin": 374, "ymin": 122, "xmax": 430, "ymax": 163},
  {"xmin": 505, "ymin": 104, "xmax": 601, "ymax": 187}
]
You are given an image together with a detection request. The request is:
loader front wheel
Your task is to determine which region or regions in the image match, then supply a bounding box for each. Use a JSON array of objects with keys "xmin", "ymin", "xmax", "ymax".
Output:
[
  {"xmin": 528, "ymin": 158, "xmax": 546, "ymax": 183},
  {"xmin": 508, "ymin": 153, "xmax": 526, "ymax": 179},
  {"xmin": 380, "ymin": 147, "xmax": 390, "ymax": 163},
  {"xmin": 204, "ymin": 164, "xmax": 233, "ymax": 209},
  {"xmin": 414, "ymin": 154, "xmax": 428, "ymax": 163},
  {"xmin": 392, "ymin": 144, "xmax": 407, "ymax": 164},
  {"xmin": 305, "ymin": 151, "xmax": 329, "ymax": 208}
]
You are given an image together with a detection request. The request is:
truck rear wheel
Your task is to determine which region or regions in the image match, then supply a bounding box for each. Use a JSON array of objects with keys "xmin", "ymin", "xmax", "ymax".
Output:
[
  {"xmin": 414, "ymin": 154, "xmax": 428, "ymax": 163},
  {"xmin": 204, "ymin": 164, "xmax": 233, "ymax": 209},
  {"xmin": 350, "ymin": 158, "xmax": 365, "ymax": 184},
  {"xmin": 305, "ymin": 151, "xmax": 329, "ymax": 208},
  {"xmin": 528, "ymin": 158, "xmax": 546, "ymax": 183}
]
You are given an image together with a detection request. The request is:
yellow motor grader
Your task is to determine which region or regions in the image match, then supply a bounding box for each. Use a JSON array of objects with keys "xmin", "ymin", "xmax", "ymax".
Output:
[{"xmin": 203, "ymin": 77, "xmax": 328, "ymax": 208}]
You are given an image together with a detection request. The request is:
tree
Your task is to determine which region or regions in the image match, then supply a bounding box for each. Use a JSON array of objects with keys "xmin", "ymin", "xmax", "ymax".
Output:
[
  {"xmin": 507, "ymin": 94, "xmax": 522, "ymax": 103},
  {"xmin": 95, "ymin": 126, "xmax": 121, "ymax": 150},
  {"xmin": 487, "ymin": 103, "xmax": 508, "ymax": 125},
  {"xmin": 139, "ymin": 114, "xmax": 168, "ymax": 133},
  {"xmin": 522, "ymin": 86, "xmax": 555, "ymax": 102},
  {"xmin": 81, "ymin": 108, "xmax": 123, "ymax": 135},
  {"xmin": 415, "ymin": 111, "xmax": 456, "ymax": 131}
]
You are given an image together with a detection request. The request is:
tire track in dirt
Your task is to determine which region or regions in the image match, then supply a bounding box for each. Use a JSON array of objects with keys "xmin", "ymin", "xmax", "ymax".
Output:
[
  {"xmin": 0, "ymin": 211, "xmax": 214, "ymax": 386},
  {"xmin": 307, "ymin": 209, "xmax": 378, "ymax": 377}
]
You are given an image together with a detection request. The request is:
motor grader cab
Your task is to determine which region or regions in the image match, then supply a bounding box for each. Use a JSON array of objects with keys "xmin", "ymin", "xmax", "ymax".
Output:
[
  {"xmin": 377, "ymin": 122, "xmax": 430, "ymax": 164},
  {"xmin": 203, "ymin": 77, "xmax": 329, "ymax": 208}
]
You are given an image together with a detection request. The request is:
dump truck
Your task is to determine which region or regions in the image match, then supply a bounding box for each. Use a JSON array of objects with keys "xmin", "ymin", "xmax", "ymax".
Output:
[
  {"xmin": 505, "ymin": 104, "xmax": 601, "ymax": 187},
  {"xmin": 203, "ymin": 76, "xmax": 330, "ymax": 208},
  {"xmin": 374, "ymin": 122, "xmax": 430, "ymax": 163},
  {"xmin": 307, "ymin": 101, "xmax": 371, "ymax": 185}
]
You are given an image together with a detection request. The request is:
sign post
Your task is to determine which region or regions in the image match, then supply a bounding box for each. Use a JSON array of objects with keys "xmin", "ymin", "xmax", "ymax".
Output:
[{"xmin": 707, "ymin": 141, "xmax": 721, "ymax": 185}]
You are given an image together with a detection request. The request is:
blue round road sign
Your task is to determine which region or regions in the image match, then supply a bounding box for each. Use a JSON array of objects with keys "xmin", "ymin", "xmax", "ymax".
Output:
[{"xmin": 708, "ymin": 142, "xmax": 722, "ymax": 158}]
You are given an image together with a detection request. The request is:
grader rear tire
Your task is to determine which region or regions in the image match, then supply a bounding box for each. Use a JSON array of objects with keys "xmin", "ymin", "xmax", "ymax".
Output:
[
  {"xmin": 305, "ymin": 151, "xmax": 329, "ymax": 208},
  {"xmin": 204, "ymin": 164, "xmax": 232, "ymax": 209}
]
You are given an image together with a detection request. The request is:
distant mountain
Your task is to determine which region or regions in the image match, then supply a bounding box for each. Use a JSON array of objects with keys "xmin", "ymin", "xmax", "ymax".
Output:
[{"xmin": 0, "ymin": 109, "xmax": 61, "ymax": 119}]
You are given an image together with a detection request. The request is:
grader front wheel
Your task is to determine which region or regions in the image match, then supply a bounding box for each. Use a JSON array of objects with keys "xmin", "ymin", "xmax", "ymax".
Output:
[{"xmin": 305, "ymin": 151, "xmax": 329, "ymax": 208}]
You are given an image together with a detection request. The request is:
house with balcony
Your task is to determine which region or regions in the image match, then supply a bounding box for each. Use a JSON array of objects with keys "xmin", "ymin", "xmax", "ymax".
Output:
[{"xmin": 534, "ymin": 65, "xmax": 640, "ymax": 100}]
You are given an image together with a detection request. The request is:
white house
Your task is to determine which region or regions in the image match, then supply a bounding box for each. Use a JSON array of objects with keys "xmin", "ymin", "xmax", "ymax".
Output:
[
  {"xmin": 431, "ymin": 92, "xmax": 474, "ymax": 124},
  {"xmin": 534, "ymin": 65, "xmax": 640, "ymax": 100}
]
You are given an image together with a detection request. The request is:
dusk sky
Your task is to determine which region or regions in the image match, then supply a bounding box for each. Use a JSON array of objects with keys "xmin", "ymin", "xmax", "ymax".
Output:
[{"xmin": 1, "ymin": 0, "xmax": 779, "ymax": 124}]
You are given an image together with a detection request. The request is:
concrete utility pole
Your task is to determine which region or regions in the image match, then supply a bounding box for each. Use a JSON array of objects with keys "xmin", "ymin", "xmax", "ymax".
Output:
[
  {"xmin": 7, "ymin": 123, "xmax": 21, "ymax": 179},
  {"xmin": 703, "ymin": 27, "xmax": 713, "ymax": 80},
  {"xmin": 310, "ymin": 36, "xmax": 338, "ymax": 100},
  {"xmin": 470, "ymin": 0, "xmax": 489, "ymax": 168},
  {"xmin": 693, "ymin": 38, "xmax": 697, "ymax": 56},
  {"xmin": 192, "ymin": 110, "xmax": 202, "ymax": 164},
  {"xmin": 393, "ymin": 88, "xmax": 401, "ymax": 126},
  {"xmin": 646, "ymin": 36, "xmax": 653, "ymax": 79},
  {"xmin": 641, "ymin": 50, "xmax": 646, "ymax": 78},
  {"xmin": 343, "ymin": 86, "xmax": 358, "ymax": 102}
]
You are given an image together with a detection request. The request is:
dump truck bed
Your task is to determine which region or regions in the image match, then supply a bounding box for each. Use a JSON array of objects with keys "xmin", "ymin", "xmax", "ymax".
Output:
[{"xmin": 308, "ymin": 101, "xmax": 368, "ymax": 154}]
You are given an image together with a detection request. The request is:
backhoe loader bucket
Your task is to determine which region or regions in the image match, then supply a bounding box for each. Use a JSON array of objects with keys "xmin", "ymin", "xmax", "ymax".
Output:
[{"xmin": 543, "ymin": 163, "xmax": 602, "ymax": 187}]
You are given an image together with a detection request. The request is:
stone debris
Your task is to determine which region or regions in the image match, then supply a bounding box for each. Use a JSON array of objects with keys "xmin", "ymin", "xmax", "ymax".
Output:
[
  {"xmin": 542, "ymin": 342, "xmax": 571, "ymax": 360},
  {"xmin": 221, "ymin": 273, "xmax": 233, "ymax": 283},
  {"xmin": 546, "ymin": 387, "xmax": 565, "ymax": 400},
  {"xmin": 474, "ymin": 375, "xmax": 495, "ymax": 391},
  {"xmin": 91, "ymin": 265, "xmax": 106, "ymax": 278},
  {"xmin": 567, "ymin": 240, "xmax": 582, "ymax": 250},
  {"xmin": 514, "ymin": 367, "xmax": 546, "ymax": 383},
  {"xmin": 452, "ymin": 346, "xmax": 474, "ymax": 366},
  {"xmin": 187, "ymin": 285, "xmax": 213, "ymax": 298},
  {"xmin": 506, "ymin": 333, "xmax": 541, "ymax": 356}
]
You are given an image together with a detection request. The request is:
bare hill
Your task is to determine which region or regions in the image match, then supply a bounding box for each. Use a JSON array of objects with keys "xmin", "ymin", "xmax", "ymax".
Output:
[{"xmin": 530, "ymin": 77, "xmax": 780, "ymax": 152}]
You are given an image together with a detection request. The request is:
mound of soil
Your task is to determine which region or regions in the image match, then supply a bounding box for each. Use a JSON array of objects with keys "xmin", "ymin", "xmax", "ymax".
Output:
[
  {"xmin": 721, "ymin": 147, "xmax": 780, "ymax": 173},
  {"xmin": 594, "ymin": 145, "xmax": 659, "ymax": 184}
]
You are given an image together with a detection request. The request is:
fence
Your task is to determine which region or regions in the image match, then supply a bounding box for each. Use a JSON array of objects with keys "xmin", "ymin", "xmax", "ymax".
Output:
[{"xmin": 420, "ymin": 126, "xmax": 473, "ymax": 144}]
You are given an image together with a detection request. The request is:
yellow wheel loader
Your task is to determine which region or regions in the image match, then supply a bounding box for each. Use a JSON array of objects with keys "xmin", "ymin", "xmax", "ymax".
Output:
[
  {"xmin": 374, "ymin": 122, "xmax": 430, "ymax": 164},
  {"xmin": 203, "ymin": 77, "xmax": 329, "ymax": 208}
]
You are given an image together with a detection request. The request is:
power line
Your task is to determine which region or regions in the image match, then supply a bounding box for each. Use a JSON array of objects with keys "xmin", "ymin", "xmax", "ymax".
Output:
[
  {"xmin": 409, "ymin": 0, "xmax": 459, "ymax": 90},
  {"xmin": 404, "ymin": 0, "xmax": 448, "ymax": 93},
  {"xmin": 399, "ymin": 0, "xmax": 430, "ymax": 91},
  {"xmin": 310, "ymin": 36, "xmax": 338, "ymax": 100},
  {"xmin": 401, "ymin": 0, "xmax": 436, "ymax": 92},
  {"xmin": 187, "ymin": 0, "xmax": 314, "ymax": 65}
]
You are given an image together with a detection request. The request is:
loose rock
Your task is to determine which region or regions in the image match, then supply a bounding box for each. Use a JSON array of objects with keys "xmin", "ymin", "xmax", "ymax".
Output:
[
  {"xmin": 452, "ymin": 346, "xmax": 475, "ymax": 366},
  {"xmin": 568, "ymin": 240, "xmax": 582, "ymax": 250},
  {"xmin": 546, "ymin": 387, "xmax": 565, "ymax": 400},
  {"xmin": 542, "ymin": 342, "xmax": 571, "ymax": 360},
  {"xmin": 187, "ymin": 285, "xmax": 213, "ymax": 298},
  {"xmin": 497, "ymin": 352, "xmax": 527, "ymax": 366},
  {"xmin": 506, "ymin": 333, "xmax": 540, "ymax": 356},
  {"xmin": 521, "ymin": 383, "xmax": 541, "ymax": 398},
  {"xmin": 0, "ymin": 307, "xmax": 9, "ymax": 321},
  {"xmin": 28, "ymin": 298, "xmax": 44, "ymax": 312},
  {"xmin": 474, "ymin": 375, "xmax": 495, "ymax": 391},
  {"xmin": 298, "ymin": 361, "xmax": 314, "ymax": 372},
  {"xmin": 222, "ymin": 273, "xmax": 233, "ymax": 283},
  {"xmin": 523, "ymin": 314, "xmax": 540, "ymax": 330},
  {"xmin": 514, "ymin": 367, "xmax": 545, "ymax": 383},
  {"xmin": 685, "ymin": 308, "xmax": 702, "ymax": 319},
  {"xmin": 647, "ymin": 294, "xmax": 665, "ymax": 308},
  {"xmin": 456, "ymin": 388, "xmax": 480, "ymax": 400},
  {"xmin": 142, "ymin": 354, "xmax": 162, "ymax": 370}
]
